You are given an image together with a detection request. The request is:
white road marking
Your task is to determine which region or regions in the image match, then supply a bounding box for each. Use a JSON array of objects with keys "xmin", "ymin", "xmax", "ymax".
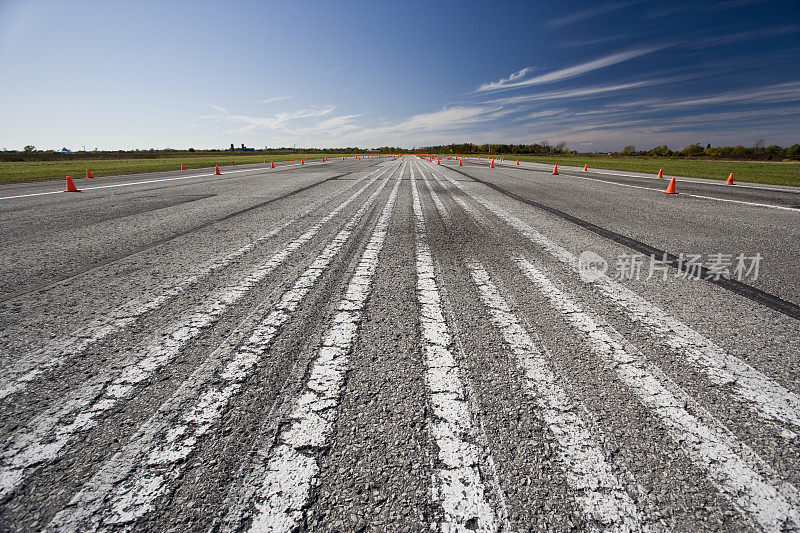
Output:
[
  {"xmin": 416, "ymin": 164, "xmax": 448, "ymax": 219},
  {"xmin": 479, "ymin": 160, "xmax": 800, "ymax": 194},
  {"xmin": 0, "ymin": 160, "xmax": 334, "ymax": 201},
  {"xmin": 466, "ymin": 260, "xmax": 644, "ymax": 530},
  {"xmin": 428, "ymin": 171, "xmax": 490, "ymax": 228},
  {"xmin": 411, "ymin": 171, "xmax": 505, "ymax": 532},
  {"xmin": 221, "ymin": 172, "xmax": 402, "ymax": 533},
  {"xmin": 515, "ymin": 256, "xmax": 800, "ymax": 531},
  {"xmin": 45, "ymin": 166, "xmax": 401, "ymax": 531},
  {"xmin": 427, "ymin": 162, "xmax": 800, "ymax": 432},
  {"xmin": 476, "ymin": 162, "xmax": 797, "ymax": 212},
  {"xmin": 0, "ymin": 166, "xmax": 387, "ymax": 402},
  {"xmin": 0, "ymin": 164, "xmax": 398, "ymax": 501}
]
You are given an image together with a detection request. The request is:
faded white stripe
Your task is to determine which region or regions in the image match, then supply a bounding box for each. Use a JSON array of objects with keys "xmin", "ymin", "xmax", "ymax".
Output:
[
  {"xmin": 44, "ymin": 168, "xmax": 400, "ymax": 531},
  {"xmin": 411, "ymin": 166, "xmax": 503, "ymax": 532},
  {"xmin": 0, "ymin": 165, "xmax": 397, "ymax": 501},
  {"xmin": 428, "ymin": 171, "xmax": 490, "ymax": 228},
  {"xmin": 224, "ymin": 173, "xmax": 401, "ymax": 533},
  {"xmin": 416, "ymin": 164, "xmax": 448, "ymax": 219},
  {"xmin": 426, "ymin": 163, "xmax": 800, "ymax": 433},
  {"xmin": 466, "ymin": 260, "xmax": 643, "ymax": 530},
  {"xmin": 515, "ymin": 256, "xmax": 800, "ymax": 531},
  {"xmin": 0, "ymin": 167, "xmax": 386, "ymax": 402}
]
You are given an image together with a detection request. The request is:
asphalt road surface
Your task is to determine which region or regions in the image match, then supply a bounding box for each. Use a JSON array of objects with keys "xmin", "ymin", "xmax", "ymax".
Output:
[{"xmin": 0, "ymin": 156, "xmax": 798, "ymax": 532}]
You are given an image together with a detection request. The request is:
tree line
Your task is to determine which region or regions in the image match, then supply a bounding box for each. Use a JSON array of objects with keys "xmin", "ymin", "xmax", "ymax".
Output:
[{"xmin": 379, "ymin": 141, "xmax": 800, "ymax": 161}]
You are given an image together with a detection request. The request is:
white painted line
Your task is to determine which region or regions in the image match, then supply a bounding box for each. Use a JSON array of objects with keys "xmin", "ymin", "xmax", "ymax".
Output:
[
  {"xmin": 46, "ymin": 165, "xmax": 402, "ymax": 531},
  {"xmin": 416, "ymin": 163, "xmax": 448, "ymax": 219},
  {"xmin": 525, "ymin": 172, "xmax": 798, "ymax": 212},
  {"xmin": 411, "ymin": 170, "xmax": 505, "ymax": 532},
  {"xmin": 515, "ymin": 256, "xmax": 800, "ymax": 531},
  {"xmin": 0, "ymin": 164, "xmax": 396, "ymax": 501},
  {"xmin": 427, "ymin": 161, "xmax": 800, "ymax": 432},
  {"xmin": 0, "ymin": 166, "xmax": 386, "ymax": 402},
  {"xmin": 466, "ymin": 260, "xmax": 643, "ymax": 530},
  {"xmin": 0, "ymin": 160, "xmax": 333, "ymax": 201},
  {"xmin": 233, "ymin": 172, "xmax": 402, "ymax": 533},
  {"xmin": 479, "ymin": 160, "xmax": 800, "ymax": 194},
  {"xmin": 428, "ymin": 171, "xmax": 490, "ymax": 228}
]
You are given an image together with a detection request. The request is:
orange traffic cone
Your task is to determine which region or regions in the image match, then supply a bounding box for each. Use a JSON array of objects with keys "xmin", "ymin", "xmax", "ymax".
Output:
[
  {"xmin": 301, "ymin": 159, "xmax": 305, "ymax": 165},
  {"xmin": 657, "ymin": 169, "xmax": 663, "ymax": 179},
  {"xmin": 664, "ymin": 176, "xmax": 677, "ymax": 194},
  {"xmin": 271, "ymin": 161, "xmax": 275, "ymax": 168},
  {"xmin": 86, "ymin": 169, "xmax": 93, "ymax": 178},
  {"xmin": 490, "ymin": 159, "xmax": 495, "ymax": 168},
  {"xmin": 264, "ymin": 159, "xmax": 267, "ymax": 164},
  {"xmin": 458, "ymin": 159, "xmax": 462, "ymax": 166},
  {"xmin": 516, "ymin": 160, "xmax": 519, "ymax": 165},
  {"xmin": 583, "ymin": 164, "xmax": 588, "ymax": 171},
  {"xmin": 552, "ymin": 164, "xmax": 559, "ymax": 175},
  {"xmin": 726, "ymin": 173, "xmax": 734, "ymax": 185},
  {"xmin": 232, "ymin": 161, "xmax": 235, "ymax": 166},
  {"xmin": 437, "ymin": 158, "xmax": 441, "ymax": 165},
  {"xmin": 215, "ymin": 165, "xmax": 221, "ymax": 175},
  {"xmin": 66, "ymin": 176, "xmax": 78, "ymax": 192},
  {"xmin": 291, "ymin": 157, "xmax": 294, "ymax": 161},
  {"xmin": 180, "ymin": 163, "xmax": 185, "ymax": 170}
]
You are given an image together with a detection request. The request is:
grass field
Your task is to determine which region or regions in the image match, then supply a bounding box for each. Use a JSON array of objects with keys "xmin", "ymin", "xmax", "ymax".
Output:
[
  {"xmin": 0, "ymin": 153, "xmax": 372, "ymax": 185},
  {"xmin": 483, "ymin": 155, "xmax": 800, "ymax": 187}
]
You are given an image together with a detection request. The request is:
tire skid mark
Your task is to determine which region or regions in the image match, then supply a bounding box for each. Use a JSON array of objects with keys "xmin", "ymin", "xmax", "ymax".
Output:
[
  {"xmin": 219, "ymin": 171, "xmax": 402, "ymax": 533},
  {"xmin": 0, "ymin": 165, "xmax": 398, "ymax": 502},
  {"xmin": 411, "ymin": 166, "xmax": 505, "ymax": 532},
  {"xmin": 465, "ymin": 260, "xmax": 644, "ymax": 531},
  {"xmin": 0, "ymin": 166, "xmax": 389, "ymax": 403},
  {"xmin": 44, "ymin": 165, "xmax": 402, "ymax": 532},
  {"xmin": 514, "ymin": 256, "xmax": 800, "ymax": 531},
  {"xmin": 425, "ymin": 162, "xmax": 800, "ymax": 434}
]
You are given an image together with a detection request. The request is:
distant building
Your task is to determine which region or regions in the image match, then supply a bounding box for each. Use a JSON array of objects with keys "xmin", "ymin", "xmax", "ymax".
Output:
[{"xmin": 57, "ymin": 147, "xmax": 74, "ymax": 154}]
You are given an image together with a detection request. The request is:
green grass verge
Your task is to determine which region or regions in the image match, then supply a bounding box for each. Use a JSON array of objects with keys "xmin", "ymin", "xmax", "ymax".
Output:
[
  {"xmin": 480, "ymin": 155, "xmax": 799, "ymax": 187},
  {"xmin": 0, "ymin": 153, "xmax": 373, "ymax": 185}
]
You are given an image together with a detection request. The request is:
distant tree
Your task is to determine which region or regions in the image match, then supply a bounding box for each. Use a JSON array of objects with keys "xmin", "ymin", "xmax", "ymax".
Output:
[
  {"xmin": 23, "ymin": 145, "xmax": 35, "ymax": 152},
  {"xmin": 230, "ymin": 143, "xmax": 235, "ymax": 151},
  {"xmin": 621, "ymin": 145, "xmax": 636, "ymax": 156},
  {"xmin": 680, "ymin": 143, "xmax": 705, "ymax": 157}
]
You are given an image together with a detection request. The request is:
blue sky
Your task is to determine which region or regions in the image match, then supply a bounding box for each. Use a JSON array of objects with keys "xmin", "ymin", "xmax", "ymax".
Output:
[{"xmin": 1, "ymin": 0, "xmax": 798, "ymax": 151}]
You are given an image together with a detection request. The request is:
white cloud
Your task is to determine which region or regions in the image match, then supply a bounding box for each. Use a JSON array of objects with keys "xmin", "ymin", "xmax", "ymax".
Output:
[
  {"xmin": 260, "ymin": 95, "xmax": 296, "ymax": 104},
  {"xmin": 475, "ymin": 47, "xmax": 662, "ymax": 92},
  {"xmin": 547, "ymin": 1, "xmax": 637, "ymax": 28}
]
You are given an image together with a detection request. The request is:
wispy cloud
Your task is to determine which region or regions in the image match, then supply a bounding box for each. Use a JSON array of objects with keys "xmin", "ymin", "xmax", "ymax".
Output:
[
  {"xmin": 547, "ymin": 1, "xmax": 638, "ymax": 28},
  {"xmin": 487, "ymin": 80, "xmax": 653, "ymax": 105},
  {"xmin": 691, "ymin": 25, "xmax": 800, "ymax": 48},
  {"xmin": 654, "ymin": 82, "xmax": 800, "ymax": 108},
  {"xmin": 260, "ymin": 95, "xmax": 295, "ymax": 104},
  {"xmin": 475, "ymin": 47, "xmax": 662, "ymax": 92}
]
